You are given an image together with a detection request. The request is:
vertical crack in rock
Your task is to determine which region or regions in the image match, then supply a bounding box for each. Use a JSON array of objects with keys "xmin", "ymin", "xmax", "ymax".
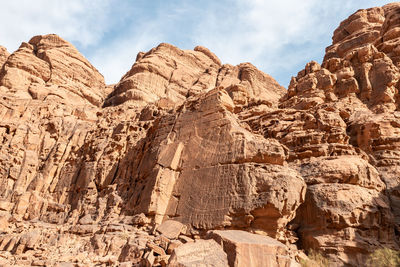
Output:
[{"xmin": 0, "ymin": 3, "xmax": 400, "ymax": 266}]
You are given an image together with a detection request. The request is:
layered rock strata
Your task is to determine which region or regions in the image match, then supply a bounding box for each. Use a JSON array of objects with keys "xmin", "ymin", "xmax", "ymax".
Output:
[
  {"xmin": 0, "ymin": 46, "xmax": 9, "ymax": 67},
  {"xmin": 0, "ymin": 3, "xmax": 400, "ymax": 266}
]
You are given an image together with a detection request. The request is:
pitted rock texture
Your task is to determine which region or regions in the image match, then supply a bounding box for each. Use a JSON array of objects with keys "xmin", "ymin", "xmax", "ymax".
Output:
[
  {"xmin": 208, "ymin": 230, "xmax": 296, "ymax": 267},
  {"xmin": 0, "ymin": 34, "xmax": 106, "ymax": 106},
  {"xmin": 0, "ymin": 3, "xmax": 400, "ymax": 267},
  {"xmin": 104, "ymin": 42, "xmax": 285, "ymax": 109},
  {"xmin": 275, "ymin": 3, "xmax": 400, "ymax": 266},
  {"xmin": 0, "ymin": 46, "xmax": 9, "ymax": 68}
]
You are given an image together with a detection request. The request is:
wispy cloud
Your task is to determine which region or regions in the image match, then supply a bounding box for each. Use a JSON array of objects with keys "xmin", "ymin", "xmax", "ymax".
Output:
[
  {"xmin": 88, "ymin": 25, "xmax": 164, "ymax": 85},
  {"xmin": 0, "ymin": 0, "xmax": 116, "ymax": 51},
  {"xmin": 189, "ymin": 0, "xmax": 382, "ymax": 86},
  {"xmin": 0, "ymin": 0, "xmax": 384, "ymax": 87}
]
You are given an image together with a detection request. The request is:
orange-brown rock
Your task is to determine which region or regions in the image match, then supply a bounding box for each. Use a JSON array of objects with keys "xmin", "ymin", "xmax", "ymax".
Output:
[
  {"xmin": 0, "ymin": 46, "xmax": 9, "ymax": 68},
  {"xmin": 274, "ymin": 3, "xmax": 400, "ymax": 266},
  {"xmin": 168, "ymin": 239, "xmax": 229, "ymax": 267},
  {"xmin": 0, "ymin": 33, "xmax": 292, "ymax": 266},
  {"xmin": 209, "ymin": 230, "xmax": 298, "ymax": 267},
  {"xmin": 104, "ymin": 43, "xmax": 285, "ymax": 109},
  {"xmin": 1, "ymin": 3, "xmax": 400, "ymax": 266},
  {"xmin": 104, "ymin": 43, "xmax": 222, "ymax": 107},
  {"xmin": 123, "ymin": 88, "xmax": 305, "ymax": 238},
  {"xmin": 0, "ymin": 34, "xmax": 106, "ymax": 106}
]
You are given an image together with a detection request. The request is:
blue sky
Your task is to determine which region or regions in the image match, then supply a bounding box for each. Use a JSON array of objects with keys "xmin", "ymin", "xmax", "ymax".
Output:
[{"xmin": 0, "ymin": 0, "xmax": 390, "ymax": 88}]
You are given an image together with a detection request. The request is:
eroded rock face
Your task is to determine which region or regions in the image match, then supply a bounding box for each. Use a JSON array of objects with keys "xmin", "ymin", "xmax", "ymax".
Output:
[
  {"xmin": 274, "ymin": 3, "xmax": 400, "ymax": 266},
  {"xmin": 104, "ymin": 43, "xmax": 222, "ymax": 107},
  {"xmin": 0, "ymin": 3, "xmax": 400, "ymax": 266},
  {"xmin": 0, "ymin": 46, "xmax": 9, "ymax": 68},
  {"xmin": 0, "ymin": 34, "xmax": 106, "ymax": 106},
  {"xmin": 209, "ymin": 230, "xmax": 298, "ymax": 267},
  {"xmin": 124, "ymin": 88, "xmax": 305, "ymax": 238},
  {"xmin": 0, "ymin": 33, "xmax": 294, "ymax": 266},
  {"xmin": 104, "ymin": 43, "xmax": 285, "ymax": 109},
  {"xmin": 168, "ymin": 239, "xmax": 229, "ymax": 267}
]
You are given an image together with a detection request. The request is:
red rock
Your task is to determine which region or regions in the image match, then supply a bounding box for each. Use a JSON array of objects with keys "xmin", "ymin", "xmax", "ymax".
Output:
[
  {"xmin": 0, "ymin": 46, "xmax": 9, "ymax": 68},
  {"xmin": 167, "ymin": 240, "xmax": 183, "ymax": 254},
  {"xmin": 208, "ymin": 230, "xmax": 295, "ymax": 267},
  {"xmin": 146, "ymin": 241, "xmax": 166, "ymax": 256},
  {"xmin": 1, "ymin": 3, "xmax": 400, "ymax": 266},
  {"xmin": 0, "ymin": 34, "xmax": 106, "ymax": 106},
  {"xmin": 142, "ymin": 250, "xmax": 156, "ymax": 267},
  {"xmin": 168, "ymin": 239, "xmax": 228, "ymax": 267},
  {"xmin": 156, "ymin": 220, "xmax": 185, "ymax": 240}
]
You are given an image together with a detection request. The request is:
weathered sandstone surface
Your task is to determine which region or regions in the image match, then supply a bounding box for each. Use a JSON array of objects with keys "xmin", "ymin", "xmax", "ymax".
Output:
[
  {"xmin": 0, "ymin": 3, "xmax": 400, "ymax": 267},
  {"xmin": 0, "ymin": 46, "xmax": 9, "ymax": 68}
]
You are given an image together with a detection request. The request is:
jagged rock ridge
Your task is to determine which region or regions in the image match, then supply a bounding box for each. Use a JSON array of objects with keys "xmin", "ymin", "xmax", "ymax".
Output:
[{"xmin": 0, "ymin": 3, "xmax": 399, "ymax": 267}]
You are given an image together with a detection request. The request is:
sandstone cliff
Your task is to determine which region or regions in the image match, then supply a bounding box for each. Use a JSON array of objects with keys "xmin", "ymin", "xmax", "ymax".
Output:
[{"xmin": 0, "ymin": 3, "xmax": 399, "ymax": 267}]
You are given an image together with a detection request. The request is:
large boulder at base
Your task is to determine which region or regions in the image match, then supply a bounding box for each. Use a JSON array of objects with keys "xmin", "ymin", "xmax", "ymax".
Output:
[
  {"xmin": 168, "ymin": 239, "xmax": 229, "ymax": 267},
  {"xmin": 208, "ymin": 230, "xmax": 298, "ymax": 267}
]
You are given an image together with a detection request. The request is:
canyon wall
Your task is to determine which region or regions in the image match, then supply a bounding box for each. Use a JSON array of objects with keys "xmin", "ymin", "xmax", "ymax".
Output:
[{"xmin": 0, "ymin": 3, "xmax": 399, "ymax": 266}]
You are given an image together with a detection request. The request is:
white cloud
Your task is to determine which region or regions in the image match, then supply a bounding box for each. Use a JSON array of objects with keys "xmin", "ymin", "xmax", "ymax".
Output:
[
  {"xmin": 0, "ymin": 0, "xmax": 113, "ymax": 52},
  {"xmin": 0, "ymin": 0, "xmax": 386, "ymax": 86},
  {"xmin": 189, "ymin": 0, "xmax": 382, "ymax": 86},
  {"xmin": 174, "ymin": 0, "xmax": 320, "ymax": 85},
  {"xmin": 88, "ymin": 29, "xmax": 163, "ymax": 86}
]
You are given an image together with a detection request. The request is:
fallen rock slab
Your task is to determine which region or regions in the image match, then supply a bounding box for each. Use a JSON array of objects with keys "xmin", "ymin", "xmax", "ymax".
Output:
[
  {"xmin": 167, "ymin": 240, "xmax": 183, "ymax": 254},
  {"xmin": 208, "ymin": 230, "xmax": 297, "ymax": 267},
  {"xmin": 156, "ymin": 220, "xmax": 185, "ymax": 240},
  {"xmin": 168, "ymin": 239, "xmax": 228, "ymax": 267}
]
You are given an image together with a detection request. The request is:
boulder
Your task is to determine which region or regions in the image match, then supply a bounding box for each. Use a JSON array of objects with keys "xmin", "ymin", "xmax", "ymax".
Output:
[
  {"xmin": 156, "ymin": 220, "xmax": 186, "ymax": 240},
  {"xmin": 0, "ymin": 3, "xmax": 400, "ymax": 266},
  {"xmin": 208, "ymin": 230, "xmax": 295, "ymax": 267},
  {"xmin": 168, "ymin": 239, "xmax": 228, "ymax": 267}
]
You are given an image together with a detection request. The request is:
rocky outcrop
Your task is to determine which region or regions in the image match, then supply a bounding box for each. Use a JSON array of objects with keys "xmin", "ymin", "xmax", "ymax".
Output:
[
  {"xmin": 104, "ymin": 43, "xmax": 221, "ymax": 107},
  {"xmin": 104, "ymin": 43, "xmax": 285, "ymax": 109},
  {"xmin": 209, "ymin": 230, "xmax": 298, "ymax": 267},
  {"xmin": 0, "ymin": 46, "xmax": 9, "ymax": 68},
  {"xmin": 0, "ymin": 33, "xmax": 294, "ymax": 266},
  {"xmin": 0, "ymin": 3, "xmax": 400, "ymax": 267},
  {"xmin": 274, "ymin": 3, "xmax": 400, "ymax": 266},
  {"xmin": 0, "ymin": 34, "xmax": 106, "ymax": 106},
  {"xmin": 125, "ymin": 87, "xmax": 305, "ymax": 237},
  {"xmin": 168, "ymin": 239, "xmax": 228, "ymax": 267}
]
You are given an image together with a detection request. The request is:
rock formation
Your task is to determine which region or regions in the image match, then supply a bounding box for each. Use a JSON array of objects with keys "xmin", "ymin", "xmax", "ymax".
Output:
[
  {"xmin": 0, "ymin": 3, "xmax": 400, "ymax": 267},
  {"xmin": 0, "ymin": 46, "xmax": 9, "ymax": 67},
  {"xmin": 0, "ymin": 34, "xmax": 106, "ymax": 106}
]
